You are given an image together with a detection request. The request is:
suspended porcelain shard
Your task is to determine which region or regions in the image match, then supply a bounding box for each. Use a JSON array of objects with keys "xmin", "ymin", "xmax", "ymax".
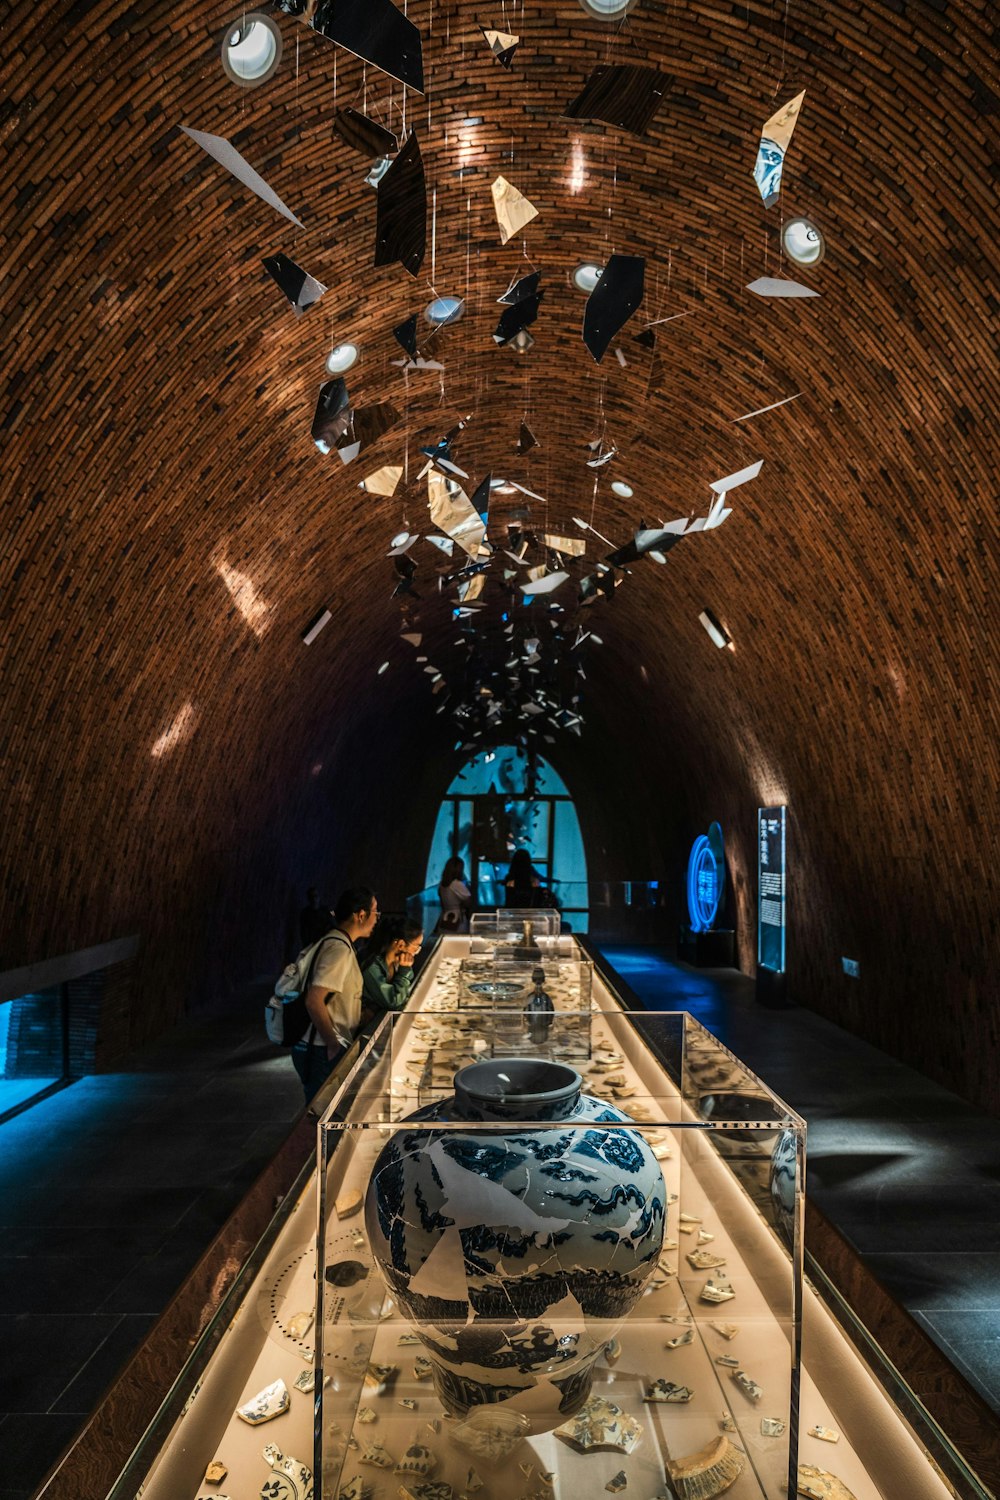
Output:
[
  {"xmin": 543, "ymin": 534, "xmax": 586, "ymax": 557},
  {"xmin": 470, "ymin": 473, "xmax": 492, "ymax": 526},
  {"xmin": 563, "ymin": 65, "xmax": 669, "ymax": 136},
  {"xmin": 180, "ymin": 126, "xmax": 303, "ymax": 227},
  {"xmin": 491, "ymin": 175, "xmax": 538, "ymax": 244},
  {"xmin": 311, "ymin": 377, "xmax": 352, "ymax": 452},
  {"xmin": 393, "ymin": 314, "xmax": 420, "ymax": 357},
  {"xmin": 333, "ymin": 108, "xmax": 399, "ymax": 158},
  {"xmin": 752, "ymin": 90, "xmax": 805, "ymax": 207},
  {"xmin": 494, "ymin": 274, "xmax": 544, "ymax": 345},
  {"xmin": 516, "ymin": 421, "xmax": 537, "ymax": 455},
  {"xmin": 375, "ymin": 132, "xmax": 426, "ymax": 276},
  {"xmin": 521, "ymin": 570, "xmax": 569, "ymax": 596},
  {"xmin": 746, "ymin": 276, "xmax": 819, "ymax": 297},
  {"xmin": 711, "ymin": 460, "xmax": 763, "ymax": 492},
  {"xmin": 261, "ymin": 252, "xmax": 326, "ymax": 315},
  {"xmin": 733, "ymin": 392, "xmax": 802, "ymax": 422},
  {"xmin": 274, "ymin": 0, "xmax": 424, "ymax": 92},
  {"xmin": 584, "ymin": 255, "xmax": 645, "ymax": 362},
  {"xmin": 428, "ymin": 471, "xmax": 486, "ymax": 559},
  {"xmin": 481, "ymin": 26, "xmax": 519, "ymax": 69},
  {"xmin": 359, "ymin": 464, "xmax": 403, "ymax": 497}
]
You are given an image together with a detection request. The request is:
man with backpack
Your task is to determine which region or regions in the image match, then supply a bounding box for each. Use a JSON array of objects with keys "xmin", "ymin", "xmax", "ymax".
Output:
[{"xmin": 291, "ymin": 885, "xmax": 378, "ymax": 1103}]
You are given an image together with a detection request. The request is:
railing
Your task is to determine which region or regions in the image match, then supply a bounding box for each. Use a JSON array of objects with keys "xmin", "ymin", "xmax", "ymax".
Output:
[{"xmin": 405, "ymin": 879, "xmax": 671, "ymax": 939}]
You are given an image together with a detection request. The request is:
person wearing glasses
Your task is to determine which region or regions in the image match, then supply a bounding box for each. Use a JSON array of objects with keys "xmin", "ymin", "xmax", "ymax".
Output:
[
  {"xmin": 293, "ymin": 886, "xmax": 378, "ymax": 1102},
  {"xmin": 360, "ymin": 916, "xmax": 425, "ymax": 1025}
]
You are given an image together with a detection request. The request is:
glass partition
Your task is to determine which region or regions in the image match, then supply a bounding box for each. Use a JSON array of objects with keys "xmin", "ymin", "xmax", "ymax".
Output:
[{"xmin": 316, "ymin": 1010, "xmax": 805, "ymax": 1500}]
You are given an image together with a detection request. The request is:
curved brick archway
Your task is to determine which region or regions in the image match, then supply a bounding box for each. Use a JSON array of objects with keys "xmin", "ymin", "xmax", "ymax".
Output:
[{"xmin": 0, "ymin": 2, "xmax": 996, "ymax": 1101}]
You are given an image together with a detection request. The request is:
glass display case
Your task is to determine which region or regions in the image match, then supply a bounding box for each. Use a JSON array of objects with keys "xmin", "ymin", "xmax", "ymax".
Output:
[
  {"xmin": 469, "ymin": 909, "xmax": 567, "ymax": 956},
  {"xmin": 316, "ymin": 1008, "xmax": 805, "ymax": 1500}
]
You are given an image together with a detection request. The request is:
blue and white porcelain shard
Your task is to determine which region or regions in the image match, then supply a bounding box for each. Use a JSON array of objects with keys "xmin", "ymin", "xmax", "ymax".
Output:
[
  {"xmin": 260, "ymin": 1442, "xmax": 313, "ymax": 1500},
  {"xmin": 364, "ymin": 1058, "xmax": 666, "ymax": 1430},
  {"xmin": 236, "ymin": 1377, "xmax": 289, "ymax": 1425}
]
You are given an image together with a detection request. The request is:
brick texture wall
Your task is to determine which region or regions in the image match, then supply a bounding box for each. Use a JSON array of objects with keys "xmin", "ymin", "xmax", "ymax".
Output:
[{"xmin": 0, "ymin": 3, "xmax": 996, "ymax": 1103}]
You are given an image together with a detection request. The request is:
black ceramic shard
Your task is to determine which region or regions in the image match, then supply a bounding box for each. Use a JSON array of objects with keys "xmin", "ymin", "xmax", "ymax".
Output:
[
  {"xmin": 583, "ymin": 255, "xmax": 645, "ymax": 363},
  {"xmin": 605, "ymin": 538, "xmax": 639, "ymax": 567},
  {"xmin": 312, "ymin": 378, "xmax": 351, "ymax": 450},
  {"xmin": 333, "ymin": 108, "xmax": 399, "ymax": 158},
  {"xmin": 494, "ymin": 292, "xmax": 543, "ymax": 345},
  {"xmin": 374, "ymin": 132, "xmax": 426, "ymax": 276},
  {"xmin": 325, "ymin": 1260, "xmax": 368, "ymax": 1287},
  {"xmin": 498, "ymin": 271, "xmax": 541, "ymax": 305},
  {"xmin": 470, "ymin": 473, "xmax": 492, "ymax": 526},
  {"xmin": 517, "ymin": 421, "xmax": 537, "ymax": 456},
  {"xmin": 393, "ymin": 313, "xmax": 419, "ymax": 357},
  {"xmin": 563, "ymin": 65, "xmax": 669, "ymax": 136},
  {"xmin": 261, "ymin": 252, "xmax": 326, "ymax": 315},
  {"xmin": 635, "ymin": 326, "xmax": 656, "ymax": 349},
  {"xmin": 275, "ymin": 0, "xmax": 424, "ymax": 93}
]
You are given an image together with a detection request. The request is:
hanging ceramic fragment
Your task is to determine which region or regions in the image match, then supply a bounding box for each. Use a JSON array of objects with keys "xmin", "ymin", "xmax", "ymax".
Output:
[
  {"xmin": 481, "ymin": 26, "xmax": 519, "ymax": 68},
  {"xmin": 711, "ymin": 460, "xmax": 763, "ymax": 492},
  {"xmin": 359, "ymin": 464, "xmax": 403, "ymax": 497},
  {"xmin": 732, "ymin": 392, "xmax": 802, "ymax": 422},
  {"xmin": 516, "ymin": 421, "xmax": 537, "ymax": 455},
  {"xmin": 375, "ymin": 133, "xmax": 426, "ymax": 275},
  {"xmin": 180, "ymin": 127, "xmax": 303, "ymax": 227},
  {"xmin": 393, "ymin": 314, "xmax": 420, "ymax": 357},
  {"xmin": 261, "ymin": 253, "xmax": 326, "ymax": 315},
  {"xmin": 274, "ymin": 0, "xmax": 424, "ymax": 92},
  {"xmin": 494, "ymin": 274, "xmax": 544, "ymax": 345},
  {"xmin": 542, "ymin": 534, "xmax": 585, "ymax": 557},
  {"xmin": 666, "ymin": 1436, "xmax": 744, "ymax": 1500},
  {"xmin": 563, "ymin": 65, "xmax": 668, "ymax": 135},
  {"xmin": 746, "ymin": 276, "xmax": 819, "ymax": 297},
  {"xmin": 312, "ymin": 378, "xmax": 352, "ymax": 452},
  {"xmin": 333, "ymin": 108, "xmax": 398, "ymax": 158},
  {"xmin": 521, "ymin": 571, "xmax": 569, "ymax": 596},
  {"xmin": 584, "ymin": 256, "xmax": 645, "ymax": 362},
  {"xmin": 752, "ymin": 91, "xmax": 805, "ymax": 207},
  {"xmin": 491, "ymin": 176, "xmax": 539, "ymax": 243},
  {"xmin": 427, "ymin": 472, "xmax": 486, "ymax": 559}
]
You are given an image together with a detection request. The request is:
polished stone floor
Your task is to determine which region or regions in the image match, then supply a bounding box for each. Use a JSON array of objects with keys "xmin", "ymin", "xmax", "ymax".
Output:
[
  {"xmin": 599, "ymin": 944, "xmax": 1000, "ymax": 1416},
  {"xmin": 0, "ymin": 981, "xmax": 303, "ymax": 1500}
]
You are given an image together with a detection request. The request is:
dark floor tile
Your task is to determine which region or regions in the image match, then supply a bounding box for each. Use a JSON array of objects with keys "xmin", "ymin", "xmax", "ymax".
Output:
[
  {"xmin": 50, "ymin": 1313, "xmax": 157, "ymax": 1414},
  {"xmin": 862, "ymin": 1251, "xmax": 1000, "ymax": 1313},
  {"xmin": 0, "ymin": 1254, "xmax": 137, "ymax": 1314},
  {"xmin": 0, "ymin": 1314, "xmax": 121, "ymax": 1411},
  {"xmin": 0, "ymin": 1413, "xmax": 86, "ymax": 1499}
]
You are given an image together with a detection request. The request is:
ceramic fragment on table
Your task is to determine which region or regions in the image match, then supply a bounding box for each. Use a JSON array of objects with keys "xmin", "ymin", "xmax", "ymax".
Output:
[
  {"xmin": 359, "ymin": 1441, "xmax": 394, "ymax": 1468},
  {"xmin": 761, "ymin": 1416, "xmax": 786, "ymax": 1437},
  {"xmin": 606, "ymin": 1471, "xmax": 628, "ymax": 1492},
  {"xmin": 293, "ymin": 1367, "xmax": 315, "ymax": 1392},
  {"xmin": 796, "ymin": 1465, "xmax": 859, "ymax": 1500},
  {"xmin": 687, "ymin": 1249, "xmax": 727, "ymax": 1270},
  {"xmin": 645, "ymin": 1378, "xmax": 694, "ymax": 1403},
  {"xmin": 554, "ymin": 1396, "xmax": 643, "ymax": 1454},
  {"xmin": 261, "ymin": 1442, "xmax": 314, "ymax": 1500},
  {"xmin": 808, "ymin": 1425, "xmax": 840, "ymax": 1443},
  {"xmin": 732, "ymin": 1369, "xmax": 762, "ymax": 1402},
  {"xmin": 237, "ymin": 1378, "xmax": 290, "ymax": 1425},
  {"xmin": 204, "ymin": 1459, "xmax": 228, "ymax": 1483},
  {"xmin": 666, "ymin": 1434, "xmax": 745, "ymax": 1499},
  {"xmin": 701, "ymin": 1279, "xmax": 735, "ymax": 1303},
  {"xmin": 450, "ymin": 1407, "xmax": 530, "ymax": 1460},
  {"xmin": 710, "ymin": 1320, "xmax": 739, "ymax": 1339}
]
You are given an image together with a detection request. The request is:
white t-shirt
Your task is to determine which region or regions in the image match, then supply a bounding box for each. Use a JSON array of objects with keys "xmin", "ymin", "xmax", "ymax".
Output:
[
  {"xmin": 308, "ymin": 932, "xmax": 362, "ymax": 1048},
  {"xmin": 440, "ymin": 879, "xmax": 472, "ymax": 931}
]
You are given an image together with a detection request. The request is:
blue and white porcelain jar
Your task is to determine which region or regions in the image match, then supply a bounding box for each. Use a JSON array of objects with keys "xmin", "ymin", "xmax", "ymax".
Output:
[{"xmin": 364, "ymin": 1059, "xmax": 666, "ymax": 1428}]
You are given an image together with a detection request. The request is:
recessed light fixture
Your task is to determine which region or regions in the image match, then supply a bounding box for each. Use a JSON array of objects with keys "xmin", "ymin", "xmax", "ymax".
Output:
[
  {"xmin": 326, "ymin": 342, "xmax": 359, "ymax": 374},
  {"xmin": 220, "ymin": 13, "xmax": 282, "ymax": 86},
  {"xmin": 578, "ymin": 0, "xmax": 638, "ymax": 16},
  {"xmin": 782, "ymin": 216, "xmax": 825, "ymax": 267},
  {"xmin": 699, "ymin": 608, "xmax": 734, "ymax": 651},
  {"xmin": 425, "ymin": 295, "xmax": 464, "ymax": 327},
  {"xmin": 573, "ymin": 262, "xmax": 604, "ymax": 293},
  {"xmin": 611, "ymin": 480, "xmax": 634, "ymax": 499}
]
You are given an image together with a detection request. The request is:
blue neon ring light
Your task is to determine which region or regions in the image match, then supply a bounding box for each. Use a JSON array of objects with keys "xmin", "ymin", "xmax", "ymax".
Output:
[{"xmin": 687, "ymin": 835, "xmax": 722, "ymax": 933}]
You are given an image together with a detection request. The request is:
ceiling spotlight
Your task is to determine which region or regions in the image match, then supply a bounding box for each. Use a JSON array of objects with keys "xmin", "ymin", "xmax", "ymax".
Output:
[
  {"xmin": 578, "ymin": 0, "xmax": 639, "ymax": 16},
  {"xmin": 611, "ymin": 480, "xmax": 634, "ymax": 499},
  {"xmin": 573, "ymin": 262, "xmax": 604, "ymax": 293},
  {"xmin": 782, "ymin": 216, "xmax": 825, "ymax": 267},
  {"xmin": 326, "ymin": 342, "xmax": 359, "ymax": 374},
  {"xmin": 699, "ymin": 608, "xmax": 734, "ymax": 651},
  {"xmin": 425, "ymin": 295, "xmax": 464, "ymax": 327},
  {"xmin": 220, "ymin": 13, "xmax": 282, "ymax": 86}
]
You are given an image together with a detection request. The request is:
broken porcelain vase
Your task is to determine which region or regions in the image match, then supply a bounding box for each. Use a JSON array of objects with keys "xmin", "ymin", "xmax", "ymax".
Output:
[{"xmin": 364, "ymin": 1059, "xmax": 665, "ymax": 1429}]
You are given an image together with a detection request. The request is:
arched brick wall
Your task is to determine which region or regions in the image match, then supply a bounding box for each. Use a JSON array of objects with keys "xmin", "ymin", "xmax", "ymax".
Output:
[{"xmin": 0, "ymin": 2, "xmax": 996, "ymax": 1101}]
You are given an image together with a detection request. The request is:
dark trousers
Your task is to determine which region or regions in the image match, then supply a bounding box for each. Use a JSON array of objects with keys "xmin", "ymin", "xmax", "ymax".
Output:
[{"xmin": 292, "ymin": 1042, "xmax": 340, "ymax": 1104}]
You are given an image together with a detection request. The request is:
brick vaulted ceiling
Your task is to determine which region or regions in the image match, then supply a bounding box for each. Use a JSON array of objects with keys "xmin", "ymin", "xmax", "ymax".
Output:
[{"xmin": 0, "ymin": 2, "xmax": 997, "ymax": 1100}]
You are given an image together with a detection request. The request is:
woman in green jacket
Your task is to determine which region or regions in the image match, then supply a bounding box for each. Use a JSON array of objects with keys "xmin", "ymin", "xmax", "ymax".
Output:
[{"xmin": 360, "ymin": 916, "xmax": 424, "ymax": 1024}]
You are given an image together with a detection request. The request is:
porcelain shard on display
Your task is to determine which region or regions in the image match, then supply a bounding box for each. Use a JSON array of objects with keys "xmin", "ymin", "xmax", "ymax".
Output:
[
  {"xmin": 761, "ymin": 1416, "xmax": 786, "ymax": 1437},
  {"xmin": 399, "ymin": 1485, "xmax": 453, "ymax": 1500},
  {"xmin": 701, "ymin": 1279, "xmax": 735, "ymax": 1303},
  {"xmin": 808, "ymin": 1425, "xmax": 840, "ymax": 1442},
  {"xmin": 666, "ymin": 1435, "xmax": 745, "ymax": 1499},
  {"xmin": 204, "ymin": 1460, "xmax": 228, "ymax": 1483},
  {"xmin": 237, "ymin": 1379, "xmax": 290, "ymax": 1425},
  {"xmin": 555, "ymin": 1396, "xmax": 642, "ymax": 1454},
  {"xmin": 261, "ymin": 1443, "xmax": 313, "ymax": 1500},
  {"xmin": 293, "ymin": 1367, "xmax": 315, "ymax": 1392},
  {"xmin": 732, "ymin": 1369, "xmax": 762, "ymax": 1403},
  {"xmin": 710, "ymin": 1321, "xmax": 739, "ymax": 1339},
  {"xmin": 337, "ymin": 1480, "xmax": 369, "ymax": 1500},
  {"xmin": 645, "ymin": 1378, "xmax": 693, "ymax": 1403},
  {"xmin": 797, "ymin": 1466, "xmax": 859, "ymax": 1500},
  {"xmin": 449, "ymin": 1408, "xmax": 530, "ymax": 1460},
  {"xmin": 606, "ymin": 1472, "xmax": 628, "ymax": 1493},
  {"xmin": 359, "ymin": 1442, "xmax": 394, "ymax": 1468},
  {"xmin": 687, "ymin": 1249, "xmax": 727, "ymax": 1270},
  {"xmin": 666, "ymin": 1328, "xmax": 694, "ymax": 1349},
  {"xmin": 396, "ymin": 1444, "xmax": 435, "ymax": 1476}
]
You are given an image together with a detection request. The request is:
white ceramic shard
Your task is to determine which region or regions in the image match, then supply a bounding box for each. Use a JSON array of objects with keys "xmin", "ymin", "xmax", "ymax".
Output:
[
  {"xmin": 666, "ymin": 1328, "xmax": 694, "ymax": 1349},
  {"xmin": 287, "ymin": 1311, "xmax": 314, "ymax": 1340},
  {"xmin": 359, "ymin": 464, "xmax": 403, "ymax": 496},
  {"xmin": 746, "ymin": 276, "xmax": 819, "ymax": 298},
  {"xmin": 395, "ymin": 1444, "xmax": 435, "ymax": 1476},
  {"xmin": 336, "ymin": 1187, "xmax": 363, "ymax": 1219},
  {"xmin": 606, "ymin": 1472, "xmax": 628, "ymax": 1493},
  {"xmin": 261, "ymin": 1443, "xmax": 314, "ymax": 1500},
  {"xmin": 687, "ymin": 1249, "xmax": 727, "ymax": 1270},
  {"xmin": 359, "ymin": 1442, "xmax": 394, "ymax": 1468},
  {"xmin": 710, "ymin": 460, "xmax": 762, "ymax": 493},
  {"xmin": 715, "ymin": 1355, "xmax": 740, "ymax": 1368},
  {"xmin": 797, "ymin": 1466, "xmax": 859, "ymax": 1500},
  {"xmin": 732, "ymin": 1369, "xmax": 762, "ymax": 1403},
  {"xmin": 180, "ymin": 127, "xmax": 304, "ymax": 227},
  {"xmin": 554, "ymin": 1397, "xmax": 642, "ymax": 1455},
  {"xmin": 701, "ymin": 1279, "xmax": 736, "ymax": 1304},
  {"xmin": 808, "ymin": 1425, "xmax": 840, "ymax": 1443},
  {"xmin": 293, "ymin": 1367, "xmax": 315, "ymax": 1393},
  {"xmin": 761, "ymin": 1416, "xmax": 786, "ymax": 1437},
  {"xmin": 491, "ymin": 175, "xmax": 539, "ymax": 243},
  {"xmin": 645, "ymin": 1379, "xmax": 693, "ymax": 1403},
  {"xmin": 711, "ymin": 1321, "xmax": 739, "ymax": 1339},
  {"xmin": 667, "ymin": 1435, "xmax": 745, "ymax": 1499},
  {"xmin": 236, "ymin": 1378, "xmax": 289, "ymax": 1425}
]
